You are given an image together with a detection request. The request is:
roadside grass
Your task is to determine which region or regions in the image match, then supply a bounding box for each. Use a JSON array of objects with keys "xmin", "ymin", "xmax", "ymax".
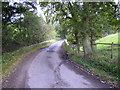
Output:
[
  {"xmin": 1, "ymin": 41, "xmax": 56, "ymax": 81},
  {"xmin": 63, "ymin": 33, "xmax": 119, "ymax": 87},
  {"xmin": 96, "ymin": 46, "xmax": 119, "ymax": 62},
  {"xmin": 63, "ymin": 43, "xmax": 119, "ymax": 87}
]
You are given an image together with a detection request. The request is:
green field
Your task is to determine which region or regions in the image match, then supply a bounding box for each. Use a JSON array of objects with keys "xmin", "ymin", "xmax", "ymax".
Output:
[
  {"xmin": 96, "ymin": 32, "xmax": 119, "ymax": 50},
  {"xmin": 95, "ymin": 32, "xmax": 119, "ymax": 61}
]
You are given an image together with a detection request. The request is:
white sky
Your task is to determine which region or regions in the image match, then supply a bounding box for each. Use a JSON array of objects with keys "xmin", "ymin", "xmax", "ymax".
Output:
[
  {"xmin": 114, "ymin": 0, "xmax": 118, "ymax": 3},
  {"xmin": 36, "ymin": 1, "xmax": 46, "ymax": 21}
]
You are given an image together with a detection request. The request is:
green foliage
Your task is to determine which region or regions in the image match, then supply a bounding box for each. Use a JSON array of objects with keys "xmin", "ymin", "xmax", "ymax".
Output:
[
  {"xmin": 55, "ymin": 24, "xmax": 67, "ymax": 38},
  {"xmin": 40, "ymin": 2, "xmax": 119, "ymax": 39},
  {"xmin": 2, "ymin": 2, "xmax": 55, "ymax": 53},
  {"xmin": 40, "ymin": 2, "xmax": 119, "ymax": 57}
]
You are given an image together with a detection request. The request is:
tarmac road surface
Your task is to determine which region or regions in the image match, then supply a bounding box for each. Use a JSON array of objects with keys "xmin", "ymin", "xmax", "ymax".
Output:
[
  {"xmin": 3, "ymin": 40, "xmax": 111, "ymax": 88},
  {"xmin": 27, "ymin": 40, "xmax": 110, "ymax": 88}
]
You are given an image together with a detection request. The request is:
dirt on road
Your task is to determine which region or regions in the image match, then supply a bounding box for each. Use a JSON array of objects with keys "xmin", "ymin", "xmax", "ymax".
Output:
[{"xmin": 2, "ymin": 40, "xmax": 114, "ymax": 88}]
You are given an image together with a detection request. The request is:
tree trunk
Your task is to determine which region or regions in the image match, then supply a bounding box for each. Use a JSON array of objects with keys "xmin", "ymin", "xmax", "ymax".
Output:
[
  {"xmin": 83, "ymin": 35, "xmax": 93, "ymax": 59},
  {"xmin": 91, "ymin": 40, "xmax": 96, "ymax": 53},
  {"xmin": 74, "ymin": 31, "xmax": 79, "ymax": 53},
  {"xmin": 74, "ymin": 30, "xmax": 79, "ymax": 44},
  {"xmin": 82, "ymin": 3, "xmax": 93, "ymax": 59},
  {"xmin": 91, "ymin": 34, "xmax": 96, "ymax": 53}
]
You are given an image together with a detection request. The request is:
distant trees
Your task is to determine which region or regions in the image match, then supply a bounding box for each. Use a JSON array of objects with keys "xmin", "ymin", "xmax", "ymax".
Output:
[
  {"xmin": 40, "ymin": 2, "xmax": 119, "ymax": 59},
  {"xmin": 2, "ymin": 2, "xmax": 55, "ymax": 52}
]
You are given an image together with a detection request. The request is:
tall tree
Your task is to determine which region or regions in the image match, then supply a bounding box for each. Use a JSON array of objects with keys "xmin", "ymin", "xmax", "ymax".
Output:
[
  {"xmin": 2, "ymin": 2, "xmax": 55, "ymax": 52},
  {"xmin": 40, "ymin": 2, "xmax": 119, "ymax": 58}
]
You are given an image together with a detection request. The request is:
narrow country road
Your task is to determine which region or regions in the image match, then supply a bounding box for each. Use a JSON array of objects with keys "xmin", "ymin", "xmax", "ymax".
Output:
[
  {"xmin": 3, "ymin": 40, "xmax": 111, "ymax": 88},
  {"xmin": 26, "ymin": 40, "xmax": 110, "ymax": 88}
]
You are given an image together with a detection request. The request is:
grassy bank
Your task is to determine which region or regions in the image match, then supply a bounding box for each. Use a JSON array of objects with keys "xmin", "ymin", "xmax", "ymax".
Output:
[
  {"xmin": 95, "ymin": 33, "xmax": 119, "ymax": 62},
  {"xmin": 96, "ymin": 33, "xmax": 119, "ymax": 50},
  {"xmin": 63, "ymin": 33, "xmax": 119, "ymax": 87},
  {"xmin": 1, "ymin": 40, "xmax": 56, "ymax": 81}
]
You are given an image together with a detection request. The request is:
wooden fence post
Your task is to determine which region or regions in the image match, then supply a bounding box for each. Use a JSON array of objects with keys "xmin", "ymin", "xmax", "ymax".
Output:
[{"xmin": 111, "ymin": 42, "xmax": 114, "ymax": 59}]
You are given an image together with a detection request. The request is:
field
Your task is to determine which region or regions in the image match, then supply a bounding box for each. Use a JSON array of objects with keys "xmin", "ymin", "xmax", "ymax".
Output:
[
  {"xmin": 96, "ymin": 32, "xmax": 119, "ymax": 62},
  {"xmin": 96, "ymin": 33, "xmax": 119, "ymax": 49}
]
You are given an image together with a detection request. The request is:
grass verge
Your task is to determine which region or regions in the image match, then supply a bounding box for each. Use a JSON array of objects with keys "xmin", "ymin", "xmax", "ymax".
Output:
[
  {"xmin": 63, "ymin": 42, "xmax": 119, "ymax": 88},
  {"xmin": 1, "ymin": 41, "xmax": 56, "ymax": 81}
]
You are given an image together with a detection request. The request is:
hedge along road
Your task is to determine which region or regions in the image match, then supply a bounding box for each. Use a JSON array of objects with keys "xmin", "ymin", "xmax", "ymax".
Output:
[{"xmin": 3, "ymin": 40, "xmax": 111, "ymax": 88}]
